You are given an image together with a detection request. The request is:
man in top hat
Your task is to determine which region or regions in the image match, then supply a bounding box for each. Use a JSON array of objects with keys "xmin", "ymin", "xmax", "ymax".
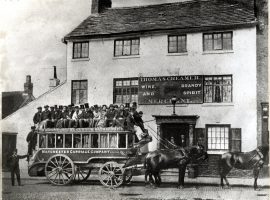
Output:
[
  {"xmin": 115, "ymin": 104, "xmax": 127, "ymax": 128},
  {"xmin": 79, "ymin": 103, "xmax": 94, "ymax": 128},
  {"xmin": 56, "ymin": 106, "xmax": 70, "ymax": 128},
  {"xmin": 33, "ymin": 106, "xmax": 42, "ymax": 129},
  {"xmin": 40, "ymin": 105, "xmax": 51, "ymax": 129},
  {"xmin": 105, "ymin": 104, "xmax": 117, "ymax": 127},
  {"xmin": 26, "ymin": 126, "xmax": 37, "ymax": 157}
]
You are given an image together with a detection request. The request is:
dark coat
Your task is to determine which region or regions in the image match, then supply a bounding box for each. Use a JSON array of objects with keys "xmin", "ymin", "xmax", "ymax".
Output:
[
  {"xmin": 33, "ymin": 112, "xmax": 42, "ymax": 124},
  {"xmin": 133, "ymin": 111, "xmax": 145, "ymax": 132},
  {"xmin": 9, "ymin": 154, "xmax": 28, "ymax": 170},
  {"xmin": 41, "ymin": 110, "xmax": 51, "ymax": 121}
]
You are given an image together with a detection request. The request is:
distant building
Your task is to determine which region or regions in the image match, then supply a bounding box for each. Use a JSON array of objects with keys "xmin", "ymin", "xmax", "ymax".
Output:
[{"xmin": 2, "ymin": 75, "xmax": 35, "ymax": 119}]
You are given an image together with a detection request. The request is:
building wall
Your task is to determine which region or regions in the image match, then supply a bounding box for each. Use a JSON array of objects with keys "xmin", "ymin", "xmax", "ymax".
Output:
[
  {"xmin": 66, "ymin": 27, "xmax": 257, "ymax": 152},
  {"xmin": 1, "ymin": 82, "xmax": 70, "ymax": 175}
]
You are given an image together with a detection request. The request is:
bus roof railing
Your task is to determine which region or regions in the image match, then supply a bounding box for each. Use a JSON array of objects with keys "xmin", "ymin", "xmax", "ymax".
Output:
[{"xmin": 37, "ymin": 127, "xmax": 129, "ymax": 133}]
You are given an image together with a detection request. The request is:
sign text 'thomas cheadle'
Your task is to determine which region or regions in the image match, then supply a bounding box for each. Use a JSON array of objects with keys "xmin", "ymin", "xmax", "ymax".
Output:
[{"xmin": 138, "ymin": 75, "xmax": 203, "ymax": 104}]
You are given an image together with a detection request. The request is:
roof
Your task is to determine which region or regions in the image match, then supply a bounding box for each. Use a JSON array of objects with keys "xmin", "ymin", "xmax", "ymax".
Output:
[
  {"xmin": 64, "ymin": 0, "xmax": 256, "ymax": 41},
  {"xmin": 2, "ymin": 91, "xmax": 35, "ymax": 119}
]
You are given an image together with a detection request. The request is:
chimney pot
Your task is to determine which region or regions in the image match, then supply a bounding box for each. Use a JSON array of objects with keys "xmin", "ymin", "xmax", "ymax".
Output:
[
  {"xmin": 24, "ymin": 75, "xmax": 33, "ymax": 95},
  {"xmin": 91, "ymin": 0, "xmax": 112, "ymax": 14}
]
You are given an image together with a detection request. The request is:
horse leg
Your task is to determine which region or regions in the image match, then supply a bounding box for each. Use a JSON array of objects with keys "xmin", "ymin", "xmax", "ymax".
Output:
[
  {"xmin": 219, "ymin": 159, "xmax": 232, "ymax": 188},
  {"xmin": 253, "ymin": 163, "xmax": 263, "ymax": 190},
  {"xmin": 177, "ymin": 165, "xmax": 186, "ymax": 189}
]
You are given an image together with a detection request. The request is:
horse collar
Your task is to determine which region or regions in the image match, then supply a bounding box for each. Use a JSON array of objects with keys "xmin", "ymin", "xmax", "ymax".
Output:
[{"xmin": 256, "ymin": 148, "xmax": 264, "ymax": 159}]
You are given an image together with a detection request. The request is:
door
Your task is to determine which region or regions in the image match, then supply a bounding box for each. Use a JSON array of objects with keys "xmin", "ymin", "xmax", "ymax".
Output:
[
  {"xmin": 2, "ymin": 133, "xmax": 17, "ymax": 171},
  {"xmin": 161, "ymin": 123, "xmax": 189, "ymax": 148}
]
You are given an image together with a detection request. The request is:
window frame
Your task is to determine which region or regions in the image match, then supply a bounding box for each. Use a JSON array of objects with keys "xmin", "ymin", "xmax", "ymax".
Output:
[
  {"xmin": 72, "ymin": 41, "xmax": 89, "ymax": 59},
  {"xmin": 168, "ymin": 34, "xmax": 187, "ymax": 53},
  {"xmin": 114, "ymin": 38, "xmax": 140, "ymax": 57},
  {"xmin": 203, "ymin": 75, "xmax": 233, "ymax": 103},
  {"xmin": 206, "ymin": 124, "xmax": 231, "ymax": 151},
  {"xmin": 71, "ymin": 80, "xmax": 88, "ymax": 105},
  {"xmin": 113, "ymin": 77, "xmax": 139, "ymax": 104},
  {"xmin": 203, "ymin": 31, "xmax": 233, "ymax": 51}
]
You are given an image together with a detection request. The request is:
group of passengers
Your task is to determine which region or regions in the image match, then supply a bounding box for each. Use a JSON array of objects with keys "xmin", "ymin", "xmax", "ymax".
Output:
[{"xmin": 33, "ymin": 102, "xmax": 144, "ymax": 130}]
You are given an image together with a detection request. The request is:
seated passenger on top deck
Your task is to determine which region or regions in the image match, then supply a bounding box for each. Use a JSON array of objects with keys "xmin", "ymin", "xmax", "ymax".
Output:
[
  {"xmin": 56, "ymin": 106, "xmax": 70, "ymax": 128},
  {"xmin": 97, "ymin": 105, "xmax": 107, "ymax": 128},
  {"xmin": 115, "ymin": 104, "xmax": 126, "ymax": 128},
  {"xmin": 33, "ymin": 106, "xmax": 42, "ymax": 129},
  {"xmin": 69, "ymin": 106, "xmax": 82, "ymax": 128},
  {"xmin": 49, "ymin": 106, "xmax": 58, "ymax": 128},
  {"xmin": 40, "ymin": 105, "xmax": 52, "ymax": 129},
  {"xmin": 79, "ymin": 103, "xmax": 94, "ymax": 128},
  {"xmin": 105, "ymin": 104, "xmax": 117, "ymax": 127},
  {"xmin": 92, "ymin": 105, "xmax": 100, "ymax": 128}
]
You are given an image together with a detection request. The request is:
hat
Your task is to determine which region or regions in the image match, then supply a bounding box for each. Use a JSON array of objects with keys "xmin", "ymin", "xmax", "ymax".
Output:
[
  {"xmin": 102, "ymin": 104, "xmax": 107, "ymax": 108},
  {"xmin": 31, "ymin": 126, "xmax": 35, "ymax": 129},
  {"xmin": 94, "ymin": 104, "xmax": 98, "ymax": 108},
  {"xmin": 139, "ymin": 111, "xmax": 143, "ymax": 114},
  {"xmin": 63, "ymin": 106, "xmax": 68, "ymax": 109},
  {"xmin": 80, "ymin": 105, "xmax": 85, "ymax": 109},
  {"xmin": 120, "ymin": 104, "xmax": 125, "ymax": 108},
  {"xmin": 71, "ymin": 103, "xmax": 74, "ymax": 107},
  {"xmin": 84, "ymin": 103, "xmax": 89, "ymax": 109},
  {"xmin": 50, "ymin": 106, "xmax": 55, "ymax": 109},
  {"xmin": 68, "ymin": 104, "xmax": 72, "ymax": 108},
  {"xmin": 59, "ymin": 105, "xmax": 63, "ymax": 109},
  {"xmin": 37, "ymin": 106, "xmax": 42, "ymax": 109},
  {"xmin": 125, "ymin": 103, "xmax": 130, "ymax": 108},
  {"xmin": 75, "ymin": 106, "xmax": 79, "ymax": 109},
  {"xmin": 132, "ymin": 102, "xmax": 137, "ymax": 108},
  {"xmin": 44, "ymin": 105, "xmax": 49, "ymax": 108},
  {"xmin": 109, "ymin": 104, "xmax": 114, "ymax": 108},
  {"xmin": 54, "ymin": 105, "xmax": 58, "ymax": 109},
  {"xmin": 114, "ymin": 104, "xmax": 119, "ymax": 108}
]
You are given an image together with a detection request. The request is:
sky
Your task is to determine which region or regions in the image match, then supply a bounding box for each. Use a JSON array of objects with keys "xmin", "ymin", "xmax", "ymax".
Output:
[{"xmin": 0, "ymin": 0, "xmax": 184, "ymax": 97}]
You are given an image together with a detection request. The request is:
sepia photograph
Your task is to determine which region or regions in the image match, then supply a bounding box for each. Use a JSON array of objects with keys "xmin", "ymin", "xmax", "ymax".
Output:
[{"xmin": 0, "ymin": 0, "xmax": 269, "ymax": 199}]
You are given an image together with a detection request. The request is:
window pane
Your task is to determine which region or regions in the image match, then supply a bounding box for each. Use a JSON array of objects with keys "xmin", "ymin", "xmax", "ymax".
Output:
[
  {"xmin": 131, "ymin": 80, "xmax": 138, "ymax": 86},
  {"xmin": 118, "ymin": 134, "xmax": 126, "ymax": 148},
  {"xmin": 203, "ymin": 34, "xmax": 213, "ymax": 51},
  {"xmin": 91, "ymin": 134, "xmax": 98, "ymax": 148},
  {"xmin": 100, "ymin": 134, "xmax": 108, "ymax": 148},
  {"xmin": 82, "ymin": 134, "xmax": 90, "ymax": 148},
  {"xmin": 109, "ymin": 133, "xmax": 117, "ymax": 148},
  {"xmin": 56, "ymin": 134, "xmax": 63, "ymax": 148},
  {"xmin": 116, "ymin": 81, "xmax": 122, "ymax": 87},
  {"xmin": 81, "ymin": 42, "xmax": 89, "ymax": 58},
  {"xmin": 177, "ymin": 36, "xmax": 186, "ymax": 52},
  {"xmin": 207, "ymin": 126, "xmax": 229, "ymax": 150},
  {"xmin": 39, "ymin": 135, "xmax": 46, "ymax": 148},
  {"xmin": 223, "ymin": 33, "xmax": 232, "ymax": 50},
  {"xmin": 80, "ymin": 81, "xmax": 87, "ymax": 89},
  {"xmin": 123, "ymin": 80, "xmax": 130, "ymax": 86},
  {"xmin": 168, "ymin": 36, "xmax": 177, "ymax": 53},
  {"xmin": 213, "ymin": 33, "xmax": 222, "ymax": 50},
  {"xmin": 115, "ymin": 41, "xmax": 123, "ymax": 56},
  {"xmin": 73, "ymin": 134, "xmax": 81, "ymax": 148},
  {"xmin": 73, "ymin": 43, "xmax": 81, "ymax": 58},
  {"xmin": 48, "ymin": 134, "xmax": 55, "ymax": 148},
  {"xmin": 72, "ymin": 82, "xmax": 80, "ymax": 89},
  {"xmin": 65, "ymin": 134, "xmax": 72, "ymax": 148},
  {"xmin": 123, "ymin": 40, "xmax": 131, "ymax": 55}
]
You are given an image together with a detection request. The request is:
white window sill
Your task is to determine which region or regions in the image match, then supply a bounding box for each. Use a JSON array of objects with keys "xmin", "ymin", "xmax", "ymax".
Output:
[
  {"xmin": 166, "ymin": 52, "xmax": 188, "ymax": 56},
  {"xmin": 202, "ymin": 50, "xmax": 234, "ymax": 55},
  {"xmin": 207, "ymin": 150, "xmax": 228, "ymax": 155},
  {"xmin": 113, "ymin": 55, "xmax": 140, "ymax": 60},
  {"xmin": 202, "ymin": 103, "xmax": 234, "ymax": 107},
  {"xmin": 71, "ymin": 58, "xmax": 90, "ymax": 62}
]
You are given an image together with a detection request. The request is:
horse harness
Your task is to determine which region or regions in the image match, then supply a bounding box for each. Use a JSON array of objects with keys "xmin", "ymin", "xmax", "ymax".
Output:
[{"xmin": 250, "ymin": 148, "xmax": 264, "ymax": 167}]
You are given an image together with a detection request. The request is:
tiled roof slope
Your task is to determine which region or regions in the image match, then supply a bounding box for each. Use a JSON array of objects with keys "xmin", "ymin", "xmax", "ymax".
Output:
[
  {"xmin": 64, "ymin": 0, "xmax": 256, "ymax": 40},
  {"xmin": 2, "ymin": 91, "xmax": 35, "ymax": 119}
]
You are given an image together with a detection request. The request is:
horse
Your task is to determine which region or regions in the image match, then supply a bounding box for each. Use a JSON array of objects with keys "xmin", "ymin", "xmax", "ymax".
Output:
[
  {"xmin": 144, "ymin": 144, "xmax": 208, "ymax": 189},
  {"xmin": 218, "ymin": 145, "xmax": 269, "ymax": 190}
]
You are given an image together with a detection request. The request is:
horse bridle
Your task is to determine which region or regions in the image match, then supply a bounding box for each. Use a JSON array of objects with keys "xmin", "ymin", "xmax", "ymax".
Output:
[{"xmin": 255, "ymin": 148, "xmax": 264, "ymax": 160}]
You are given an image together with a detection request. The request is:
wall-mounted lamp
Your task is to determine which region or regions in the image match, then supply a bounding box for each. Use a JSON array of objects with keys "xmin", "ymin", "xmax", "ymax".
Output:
[{"xmin": 171, "ymin": 96, "xmax": 177, "ymax": 115}]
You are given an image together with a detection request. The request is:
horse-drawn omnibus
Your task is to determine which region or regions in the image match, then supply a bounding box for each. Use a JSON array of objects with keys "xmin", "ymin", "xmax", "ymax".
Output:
[{"xmin": 28, "ymin": 127, "xmax": 136, "ymax": 187}]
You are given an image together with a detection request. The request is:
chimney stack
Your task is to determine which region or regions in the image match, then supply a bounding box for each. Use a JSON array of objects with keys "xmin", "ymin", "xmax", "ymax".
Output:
[
  {"xmin": 91, "ymin": 0, "xmax": 112, "ymax": 14},
  {"xmin": 49, "ymin": 66, "xmax": 60, "ymax": 89},
  {"xmin": 24, "ymin": 75, "xmax": 33, "ymax": 95}
]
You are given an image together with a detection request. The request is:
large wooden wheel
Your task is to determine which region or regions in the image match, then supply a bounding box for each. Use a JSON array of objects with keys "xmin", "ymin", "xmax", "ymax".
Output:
[
  {"xmin": 98, "ymin": 161, "xmax": 124, "ymax": 188},
  {"xmin": 45, "ymin": 154, "xmax": 74, "ymax": 186},
  {"xmin": 73, "ymin": 165, "xmax": 91, "ymax": 182}
]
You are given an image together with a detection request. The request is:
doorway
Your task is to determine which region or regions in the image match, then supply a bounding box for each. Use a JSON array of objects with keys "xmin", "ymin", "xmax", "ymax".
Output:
[
  {"xmin": 2, "ymin": 133, "xmax": 17, "ymax": 171},
  {"xmin": 161, "ymin": 123, "xmax": 189, "ymax": 148}
]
